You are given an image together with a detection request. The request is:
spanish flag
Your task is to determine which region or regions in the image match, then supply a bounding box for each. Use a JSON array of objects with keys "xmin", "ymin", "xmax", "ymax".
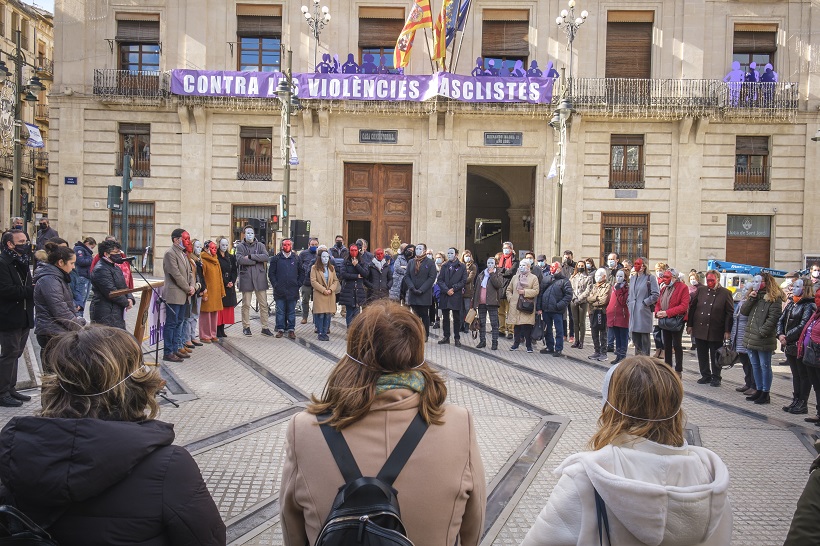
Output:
[
  {"xmin": 394, "ymin": 0, "xmax": 433, "ymax": 68},
  {"xmin": 432, "ymin": 0, "xmax": 456, "ymax": 64}
]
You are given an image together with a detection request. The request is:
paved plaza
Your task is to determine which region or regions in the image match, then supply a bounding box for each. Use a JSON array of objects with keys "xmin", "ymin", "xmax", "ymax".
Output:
[{"xmin": 2, "ymin": 289, "xmax": 818, "ymax": 546}]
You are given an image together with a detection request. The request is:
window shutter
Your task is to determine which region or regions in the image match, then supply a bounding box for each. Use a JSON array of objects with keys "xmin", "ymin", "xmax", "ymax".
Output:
[
  {"xmin": 611, "ymin": 134, "xmax": 644, "ymax": 146},
  {"xmin": 606, "ymin": 22, "xmax": 652, "ymax": 79},
  {"xmin": 481, "ymin": 20, "xmax": 529, "ymax": 58},
  {"xmin": 116, "ymin": 20, "xmax": 160, "ymax": 43},
  {"xmin": 733, "ymin": 31, "xmax": 776, "ymax": 54},
  {"xmin": 358, "ymin": 18, "xmax": 405, "ymax": 48},
  {"xmin": 119, "ymin": 123, "xmax": 150, "ymax": 135},
  {"xmin": 736, "ymin": 136, "xmax": 769, "ymax": 155},
  {"xmin": 240, "ymin": 126, "xmax": 273, "ymax": 139},
  {"xmin": 236, "ymin": 15, "xmax": 282, "ymax": 37}
]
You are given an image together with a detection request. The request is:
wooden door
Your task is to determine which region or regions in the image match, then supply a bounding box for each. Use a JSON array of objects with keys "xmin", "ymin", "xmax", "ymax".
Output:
[
  {"xmin": 726, "ymin": 236, "xmax": 770, "ymax": 267},
  {"xmin": 344, "ymin": 163, "xmax": 412, "ymax": 248}
]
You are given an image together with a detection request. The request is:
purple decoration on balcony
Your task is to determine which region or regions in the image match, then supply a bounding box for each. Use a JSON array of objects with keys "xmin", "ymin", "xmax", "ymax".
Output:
[
  {"xmin": 360, "ymin": 54, "xmax": 379, "ymax": 74},
  {"xmin": 526, "ymin": 61, "xmax": 542, "ymax": 77},
  {"xmin": 341, "ymin": 54, "xmax": 359, "ymax": 74}
]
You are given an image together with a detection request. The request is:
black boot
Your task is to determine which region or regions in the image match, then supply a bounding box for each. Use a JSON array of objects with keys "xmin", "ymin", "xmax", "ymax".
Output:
[
  {"xmin": 476, "ymin": 340, "xmax": 486, "ymax": 349},
  {"xmin": 754, "ymin": 391, "xmax": 771, "ymax": 405},
  {"xmin": 790, "ymin": 399, "xmax": 809, "ymax": 414},
  {"xmin": 782, "ymin": 398, "xmax": 798, "ymax": 412},
  {"xmin": 216, "ymin": 325, "xmax": 227, "ymax": 338},
  {"xmin": 746, "ymin": 390, "xmax": 763, "ymax": 401}
]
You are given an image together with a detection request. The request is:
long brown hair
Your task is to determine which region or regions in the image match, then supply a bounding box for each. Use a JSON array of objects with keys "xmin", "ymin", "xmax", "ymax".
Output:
[
  {"xmin": 308, "ymin": 300, "xmax": 447, "ymax": 430},
  {"xmin": 590, "ymin": 356, "xmax": 685, "ymax": 449},
  {"xmin": 40, "ymin": 326, "xmax": 164, "ymax": 421},
  {"xmin": 760, "ymin": 272, "xmax": 785, "ymax": 302}
]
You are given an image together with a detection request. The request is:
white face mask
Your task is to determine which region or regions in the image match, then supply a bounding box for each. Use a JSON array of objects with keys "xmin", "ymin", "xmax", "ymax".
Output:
[
  {"xmin": 487, "ymin": 259, "xmax": 496, "ymax": 269},
  {"xmin": 615, "ymin": 271, "xmax": 625, "ymax": 284},
  {"xmin": 435, "ymin": 258, "xmax": 443, "ymax": 265},
  {"xmin": 519, "ymin": 265, "xmax": 528, "ymax": 274},
  {"xmin": 502, "ymin": 248, "xmax": 511, "ymax": 255},
  {"xmin": 219, "ymin": 239, "xmax": 229, "ymax": 252},
  {"xmin": 792, "ymin": 279, "xmax": 805, "ymax": 297},
  {"xmin": 607, "ymin": 259, "xmax": 617, "ymax": 268},
  {"xmin": 244, "ymin": 229, "xmax": 255, "ymax": 243},
  {"xmin": 464, "ymin": 256, "xmax": 472, "ymax": 262},
  {"xmin": 751, "ymin": 275, "xmax": 763, "ymax": 292},
  {"xmin": 447, "ymin": 249, "xmax": 456, "ymax": 261},
  {"xmin": 813, "ymin": 270, "xmax": 820, "ymax": 279},
  {"xmin": 656, "ymin": 271, "xmax": 664, "ymax": 278},
  {"xmin": 321, "ymin": 252, "xmax": 330, "ymax": 265},
  {"xmin": 690, "ymin": 278, "xmax": 698, "ymax": 286},
  {"xmin": 193, "ymin": 241, "xmax": 203, "ymax": 255},
  {"xmin": 415, "ymin": 246, "xmax": 425, "ymax": 257},
  {"xmin": 537, "ymin": 261, "xmax": 545, "ymax": 267}
]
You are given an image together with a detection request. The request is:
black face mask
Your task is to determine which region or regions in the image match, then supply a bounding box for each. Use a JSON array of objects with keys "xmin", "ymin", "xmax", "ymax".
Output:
[
  {"xmin": 335, "ymin": 241, "xmax": 343, "ymax": 248},
  {"xmin": 14, "ymin": 243, "xmax": 31, "ymax": 255},
  {"xmin": 39, "ymin": 224, "xmax": 47, "ymax": 230},
  {"xmin": 110, "ymin": 254, "xmax": 125, "ymax": 264}
]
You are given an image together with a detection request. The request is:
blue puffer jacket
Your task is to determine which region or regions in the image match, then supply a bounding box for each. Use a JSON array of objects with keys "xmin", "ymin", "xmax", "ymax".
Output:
[
  {"xmin": 73, "ymin": 242, "xmax": 94, "ymax": 279},
  {"xmin": 268, "ymin": 252, "xmax": 304, "ymax": 301},
  {"xmin": 537, "ymin": 271, "xmax": 573, "ymax": 314}
]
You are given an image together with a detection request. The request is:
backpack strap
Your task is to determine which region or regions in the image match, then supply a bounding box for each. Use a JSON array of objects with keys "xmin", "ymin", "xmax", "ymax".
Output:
[
  {"xmin": 318, "ymin": 414, "xmax": 363, "ymax": 483},
  {"xmin": 594, "ymin": 487, "xmax": 611, "ymax": 546},
  {"xmin": 377, "ymin": 413, "xmax": 428, "ymax": 486}
]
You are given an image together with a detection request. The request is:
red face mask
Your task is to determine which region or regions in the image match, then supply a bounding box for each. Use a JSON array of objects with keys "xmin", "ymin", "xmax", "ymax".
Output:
[
  {"xmin": 550, "ymin": 262, "xmax": 560, "ymax": 274},
  {"xmin": 375, "ymin": 249, "xmax": 385, "ymax": 261},
  {"xmin": 181, "ymin": 232, "xmax": 193, "ymax": 253},
  {"xmin": 706, "ymin": 276, "xmax": 717, "ymax": 289},
  {"xmin": 282, "ymin": 241, "xmax": 292, "ymax": 253},
  {"xmin": 208, "ymin": 242, "xmax": 217, "ymax": 256},
  {"xmin": 633, "ymin": 259, "xmax": 644, "ymax": 272},
  {"xmin": 349, "ymin": 245, "xmax": 359, "ymax": 258},
  {"xmin": 663, "ymin": 272, "xmax": 673, "ymax": 285}
]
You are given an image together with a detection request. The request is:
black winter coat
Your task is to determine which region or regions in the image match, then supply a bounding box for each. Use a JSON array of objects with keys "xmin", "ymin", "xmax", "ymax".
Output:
[
  {"xmin": 73, "ymin": 242, "xmax": 94, "ymax": 279},
  {"xmin": 89, "ymin": 259, "xmax": 133, "ymax": 329},
  {"xmin": 777, "ymin": 297, "xmax": 817, "ymax": 355},
  {"xmin": 33, "ymin": 263, "xmax": 86, "ymax": 336},
  {"xmin": 537, "ymin": 272, "xmax": 573, "ymax": 314},
  {"xmin": 365, "ymin": 261, "xmax": 393, "ymax": 302},
  {"xmin": 436, "ymin": 260, "xmax": 467, "ymax": 311},
  {"xmin": 0, "ymin": 417, "xmax": 225, "ymax": 546},
  {"xmin": 268, "ymin": 252, "xmax": 304, "ymax": 300},
  {"xmin": 405, "ymin": 257, "xmax": 438, "ymax": 306},
  {"xmin": 298, "ymin": 249, "xmax": 317, "ymax": 287},
  {"xmin": 0, "ymin": 252, "xmax": 33, "ymax": 332},
  {"xmin": 338, "ymin": 258, "xmax": 368, "ymax": 307},
  {"xmin": 217, "ymin": 251, "xmax": 238, "ymax": 308},
  {"xmin": 498, "ymin": 254, "xmax": 519, "ymax": 300}
]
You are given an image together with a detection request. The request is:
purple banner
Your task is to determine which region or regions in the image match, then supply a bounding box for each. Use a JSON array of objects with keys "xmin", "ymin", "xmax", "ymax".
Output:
[{"xmin": 171, "ymin": 70, "xmax": 556, "ymax": 104}]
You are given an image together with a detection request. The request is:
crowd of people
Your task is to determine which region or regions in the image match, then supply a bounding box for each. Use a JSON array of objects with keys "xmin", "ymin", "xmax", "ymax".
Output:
[{"xmin": 1, "ymin": 218, "xmax": 820, "ymax": 544}]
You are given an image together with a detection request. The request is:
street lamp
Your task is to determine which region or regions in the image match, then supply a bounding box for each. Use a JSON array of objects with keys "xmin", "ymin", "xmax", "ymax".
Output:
[
  {"xmin": 275, "ymin": 49, "xmax": 301, "ymax": 239},
  {"xmin": 301, "ymin": 0, "xmax": 331, "ymax": 72},
  {"xmin": 552, "ymin": 1, "xmax": 587, "ymax": 259},
  {"xmin": 0, "ymin": 30, "xmax": 42, "ymax": 220}
]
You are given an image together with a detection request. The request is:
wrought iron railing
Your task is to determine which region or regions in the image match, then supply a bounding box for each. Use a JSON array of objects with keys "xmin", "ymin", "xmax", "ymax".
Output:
[
  {"xmin": 34, "ymin": 196, "xmax": 48, "ymax": 212},
  {"xmin": 115, "ymin": 151, "xmax": 151, "ymax": 178},
  {"xmin": 734, "ymin": 166, "xmax": 770, "ymax": 191},
  {"xmin": 0, "ymin": 153, "xmax": 36, "ymax": 181},
  {"xmin": 35, "ymin": 56, "xmax": 53, "ymax": 78},
  {"xmin": 609, "ymin": 166, "xmax": 645, "ymax": 189},
  {"xmin": 93, "ymin": 69, "xmax": 167, "ymax": 99},
  {"xmin": 33, "ymin": 151, "xmax": 48, "ymax": 171},
  {"xmin": 34, "ymin": 104, "xmax": 49, "ymax": 120},
  {"xmin": 237, "ymin": 155, "xmax": 272, "ymax": 181},
  {"xmin": 721, "ymin": 81, "xmax": 799, "ymax": 116}
]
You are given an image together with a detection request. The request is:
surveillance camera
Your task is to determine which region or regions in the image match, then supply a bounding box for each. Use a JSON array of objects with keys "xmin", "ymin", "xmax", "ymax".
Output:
[{"xmin": 812, "ymin": 128, "xmax": 820, "ymax": 142}]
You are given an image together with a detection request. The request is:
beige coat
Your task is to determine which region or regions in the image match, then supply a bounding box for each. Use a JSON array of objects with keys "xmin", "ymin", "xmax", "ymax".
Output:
[
  {"xmin": 280, "ymin": 390, "xmax": 486, "ymax": 546},
  {"xmin": 162, "ymin": 244, "xmax": 194, "ymax": 305},
  {"xmin": 310, "ymin": 265, "xmax": 339, "ymax": 315},
  {"xmin": 505, "ymin": 273, "xmax": 539, "ymax": 326}
]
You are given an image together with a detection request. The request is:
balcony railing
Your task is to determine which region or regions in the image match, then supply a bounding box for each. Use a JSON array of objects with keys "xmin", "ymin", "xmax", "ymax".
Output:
[
  {"xmin": 609, "ymin": 167, "xmax": 645, "ymax": 189},
  {"xmin": 115, "ymin": 151, "xmax": 151, "ymax": 178},
  {"xmin": 34, "ymin": 104, "xmax": 49, "ymax": 121},
  {"xmin": 734, "ymin": 166, "xmax": 770, "ymax": 191},
  {"xmin": 237, "ymin": 155, "xmax": 272, "ymax": 181},
  {"xmin": 35, "ymin": 56, "xmax": 53, "ymax": 79},
  {"xmin": 721, "ymin": 81, "xmax": 799, "ymax": 118},
  {"xmin": 33, "ymin": 151, "xmax": 48, "ymax": 171},
  {"xmin": 34, "ymin": 196, "xmax": 48, "ymax": 212},
  {"xmin": 0, "ymin": 152, "xmax": 36, "ymax": 181},
  {"xmin": 93, "ymin": 70, "xmax": 168, "ymax": 100}
]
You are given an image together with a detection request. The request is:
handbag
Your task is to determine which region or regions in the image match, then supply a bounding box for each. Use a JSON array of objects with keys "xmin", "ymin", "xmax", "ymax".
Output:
[
  {"xmin": 531, "ymin": 315, "xmax": 544, "ymax": 341},
  {"xmin": 0, "ymin": 505, "xmax": 60, "ymax": 545},
  {"xmin": 658, "ymin": 314, "xmax": 684, "ymax": 332},
  {"xmin": 516, "ymin": 297, "xmax": 535, "ymax": 314},
  {"xmin": 717, "ymin": 340, "xmax": 739, "ymax": 369},
  {"xmin": 804, "ymin": 342, "xmax": 819, "ymax": 367},
  {"xmin": 464, "ymin": 307, "xmax": 477, "ymax": 325},
  {"xmin": 469, "ymin": 316, "xmax": 480, "ymax": 339}
]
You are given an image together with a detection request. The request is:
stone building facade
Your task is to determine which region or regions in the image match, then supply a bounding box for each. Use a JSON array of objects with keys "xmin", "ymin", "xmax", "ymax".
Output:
[
  {"xmin": 50, "ymin": 0, "xmax": 820, "ymax": 274},
  {"xmin": 0, "ymin": 0, "xmax": 53, "ymax": 233}
]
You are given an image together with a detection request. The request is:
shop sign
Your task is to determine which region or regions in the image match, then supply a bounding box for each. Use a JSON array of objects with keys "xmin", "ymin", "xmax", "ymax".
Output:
[
  {"xmin": 360, "ymin": 130, "xmax": 398, "ymax": 144},
  {"xmin": 484, "ymin": 132, "xmax": 523, "ymax": 146},
  {"xmin": 727, "ymin": 215, "xmax": 771, "ymax": 237}
]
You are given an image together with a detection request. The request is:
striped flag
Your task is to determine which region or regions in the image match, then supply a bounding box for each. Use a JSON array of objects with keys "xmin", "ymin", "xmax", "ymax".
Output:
[
  {"xmin": 432, "ymin": 0, "xmax": 456, "ymax": 63},
  {"xmin": 446, "ymin": 0, "xmax": 470, "ymax": 45},
  {"xmin": 394, "ymin": 0, "xmax": 433, "ymax": 69}
]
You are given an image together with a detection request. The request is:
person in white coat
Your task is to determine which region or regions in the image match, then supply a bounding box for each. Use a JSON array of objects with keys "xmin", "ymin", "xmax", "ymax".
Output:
[{"xmin": 521, "ymin": 356, "xmax": 732, "ymax": 546}]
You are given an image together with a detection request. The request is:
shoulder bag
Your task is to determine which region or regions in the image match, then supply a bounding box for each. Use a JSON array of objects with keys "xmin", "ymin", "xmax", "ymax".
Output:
[{"xmin": 517, "ymin": 296, "xmax": 535, "ymax": 313}]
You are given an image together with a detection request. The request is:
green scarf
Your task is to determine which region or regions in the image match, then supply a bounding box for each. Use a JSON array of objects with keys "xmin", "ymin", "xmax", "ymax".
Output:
[{"xmin": 375, "ymin": 371, "xmax": 425, "ymax": 395}]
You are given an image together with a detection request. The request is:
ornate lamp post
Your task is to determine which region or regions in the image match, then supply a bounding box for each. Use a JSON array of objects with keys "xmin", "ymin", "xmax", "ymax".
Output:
[
  {"xmin": 551, "ymin": 0, "xmax": 587, "ymax": 259},
  {"xmin": 301, "ymin": 0, "xmax": 331, "ymax": 71}
]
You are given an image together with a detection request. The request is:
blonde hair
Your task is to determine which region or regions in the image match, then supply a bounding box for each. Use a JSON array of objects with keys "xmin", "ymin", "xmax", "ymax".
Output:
[
  {"xmin": 760, "ymin": 272, "xmax": 785, "ymax": 302},
  {"xmin": 590, "ymin": 356, "xmax": 685, "ymax": 450},
  {"xmin": 308, "ymin": 301, "xmax": 447, "ymax": 430},
  {"xmin": 40, "ymin": 326, "xmax": 164, "ymax": 421}
]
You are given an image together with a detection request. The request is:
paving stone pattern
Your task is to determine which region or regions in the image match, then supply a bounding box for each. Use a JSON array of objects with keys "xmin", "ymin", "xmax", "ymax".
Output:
[{"xmin": 1, "ymin": 296, "xmax": 816, "ymax": 546}]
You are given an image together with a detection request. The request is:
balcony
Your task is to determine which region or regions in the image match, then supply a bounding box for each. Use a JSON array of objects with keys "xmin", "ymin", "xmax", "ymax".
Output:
[
  {"xmin": 33, "ymin": 151, "xmax": 48, "ymax": 171},
  {"xmin": 93, "ymin": 70, "xmax": 168, "ymax": 101},
  {"xmin": 609, "ymin": 166, "xmax": 645, "ymax": 189},
  {"xmin": 34, "ymin": 104, "xmax": 49, "ymax": 122},
  {"xmin": 0, "ymin": 153, "xmax": 36, "ymax": 181},
  {"xmin": 115, "ymin": 151, "xmax": 151, "ymax": 178},
  {"xmin": 34, "ymin": 196, "xmax": 48, "ymax": 212},
  {"xmin": 721, "ymin": 81, "xmax": 799, "ymax": 120},
  {"xmin": 35, "ymin": 56, "xmax": 53, "ymax": 80},
  {"xmin": 734, "ymin": 166, "xmax": 770, "ymax": 191},
  {"xmin": 237, "ymin": 155, "xmax": 272, "ymax": 181}
]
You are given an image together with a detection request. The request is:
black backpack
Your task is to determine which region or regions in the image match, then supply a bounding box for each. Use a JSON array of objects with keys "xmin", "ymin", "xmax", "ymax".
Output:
[
  {"xmin": 314, "ymin": 413, "xmax": 428, "ymax": 546},
  {"xmin": 0, "ymin": 505, "xmax": 60, "ymax": 545}
]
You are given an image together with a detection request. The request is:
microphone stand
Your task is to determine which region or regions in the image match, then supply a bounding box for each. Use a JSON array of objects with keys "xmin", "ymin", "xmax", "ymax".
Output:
[{"xmin": 128, "ymin": 251, "xmax": 180, "ymax": 408}]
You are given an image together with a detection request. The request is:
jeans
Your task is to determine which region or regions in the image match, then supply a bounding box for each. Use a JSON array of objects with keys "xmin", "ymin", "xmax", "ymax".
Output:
[
  {"xmin": 695, "ymin": 339, "xmax": 723, "ymax": 380},
  {"xmin": 748, "ymin": 349, "xmax": 774, "ymax": 392},
  {"xmin": 478, "ymin": 305, "xmax": 499, "ymax": 344},
  {"xmin": 241, "ymin": 290, "xmax": 269, "ymax": 328},
  {"xmin": 589, "ymin": 310, "xmax": 607, "ymax": 354},
  {"xmin": 441, "ymin": 308, "xmax": 462, "ymax": 340},
  {"xmin": 315, "ymin": 313, "xmax": 331, "ymax": 335},
  {"xmin": 571, "ymin": 302, "xmax": 588, "ymax": 344},
  {"xmin": 300, "ymin": 285, "xmax": 312, "ymax": 320},
  {"xmin": 739, "ymin": 353, "xmax": 754, "ymax": 389},
  {"xmin": 163, "ymin": 303, "xmax": 186, "ymax": 355},
  {"xmin": 662, "ymin": 328, "xmax": 684, "ymax": 372},
  {"xmin": 345, "ymin": 305, "xmax": 361, "ymax": 327},
  {"xmin": 411, "ymin": 305, "xmax": 431, "ymax": 338},
  {"xmin": 71, "ymin": 274, "xmax": 91, "ymax": 311},
  {"xmin": 565, "ymin": 308, "xmax": 574, "ymax": 340},
  {"xmin": 543, "ymin": 311, "xmax": 564, "ymax": 352},
  {"xmin": 653, "ymin": 325, "xmax": 664, "ymax": 350},
  {"xmin": 611, "ymin": 327, "xmax": 629, "ymax": 358},
  {"xmin": 276, "ymin": 299, "xmax": 297, "ymax": 332},
  {"xmin": 186, "ymin": 299, "xmax": 200, "ymax": 342},
  {"xmin": 0, "ymin": 328, "xmax": 28, "ymax": 395},
  {"xmin": 632, "ymin": 332, "xmax": 651, "ymax": 355}
]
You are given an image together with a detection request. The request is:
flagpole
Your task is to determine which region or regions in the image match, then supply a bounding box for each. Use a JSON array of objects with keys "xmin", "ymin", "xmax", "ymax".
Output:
[
  {"xmin": 446, "ymin": 0, "xmax": 462, "ymax": 73},
  {"xmin": 451, "ymin": 0, "xmax": 474, "ymax": 75},
  {"xmin": 423, "ymin": 28, "xmax": 437, "ymax": 73}
]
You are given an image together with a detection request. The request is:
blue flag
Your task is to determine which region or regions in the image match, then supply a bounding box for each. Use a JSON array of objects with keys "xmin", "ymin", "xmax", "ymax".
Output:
[{"xmin": 445, "ymin": 0, "xmax": 470, "ymax": 46}]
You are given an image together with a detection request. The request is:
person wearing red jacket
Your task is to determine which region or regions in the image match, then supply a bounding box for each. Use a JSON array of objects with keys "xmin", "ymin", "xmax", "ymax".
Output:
[
  {"xmin": 655, "ymin": 269, "xmax": 689, "ymax": 376},
  {"xmin": 606, "ymin": 269, "xmax": 629, "ymax": 365}
]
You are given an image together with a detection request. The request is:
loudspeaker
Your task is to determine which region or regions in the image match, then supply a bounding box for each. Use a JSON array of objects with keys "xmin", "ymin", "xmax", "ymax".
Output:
[
  {"xmin": 248, "ymin": 218, "xmax": 268, "ymax": 247},
  {"xmin": 290, "ymin": 219, "xmax": 311, "ymax": 250}
]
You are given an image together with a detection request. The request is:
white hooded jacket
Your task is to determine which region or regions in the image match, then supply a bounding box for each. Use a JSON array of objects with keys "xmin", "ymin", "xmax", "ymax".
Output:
[{"xmin": 521, "ymin": 435, "xmax": 732, "ymax": 546}]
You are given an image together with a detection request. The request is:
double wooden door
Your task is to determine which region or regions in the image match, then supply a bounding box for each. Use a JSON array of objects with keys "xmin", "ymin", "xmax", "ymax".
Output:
[{"xmin": 344, "ymin": 163, "xmax": 412, "ymax": 249}]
